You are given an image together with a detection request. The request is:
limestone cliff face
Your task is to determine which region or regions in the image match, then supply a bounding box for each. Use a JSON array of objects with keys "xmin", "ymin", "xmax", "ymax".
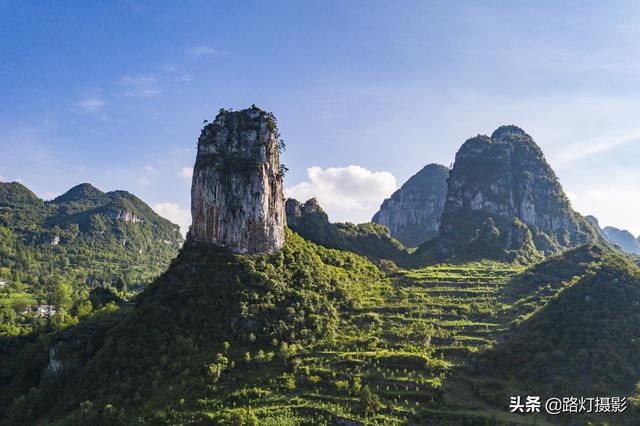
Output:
[
  {"xmin": 430, "ymin": 125, "xmax": 597, "ymax": 261},
  {"xmin": 190, "ymin": 107, "xmax": 285, "ymax": 254},
  {"xmin": 372, "ymin": 164, "xmax": 449, "ymax": 247}
]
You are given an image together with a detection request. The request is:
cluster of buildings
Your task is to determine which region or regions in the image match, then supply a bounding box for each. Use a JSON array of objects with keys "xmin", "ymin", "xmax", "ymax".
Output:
[
  {"xmin": 17, "ymin": 305, "xmax": 58, "ymax": 317},
  {"xmin": 33, "ymin": 305, "xmax": 57, "ymax": 317},
  {"xmin": 1, "ymin": 280, "xmax": 58, "ymax": 317}
]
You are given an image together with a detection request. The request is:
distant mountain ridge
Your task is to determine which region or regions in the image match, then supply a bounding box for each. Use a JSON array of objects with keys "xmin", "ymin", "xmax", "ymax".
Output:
[
  {"xmin": 586, "ymin": 215, "xmax": 640, "ymax": 255},
  {"xmin": 49, "ymin": 183, "xmax": 177, "ymax": 234},
  {"xmin": 0, "ymin": 181, "xmax": 183, "ymax": 292},
  {"xmin": 372, "ymin": 163, "xmax": 449, "ymax": 247},
  {"xmin": 296, "ymin": 125, "xmax": 599, "ymax": 264}
]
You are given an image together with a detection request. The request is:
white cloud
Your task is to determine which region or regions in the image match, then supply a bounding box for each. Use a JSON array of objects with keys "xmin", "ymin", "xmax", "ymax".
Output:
[
  {"xmin": 75, "ymin": 97, "xmax": 105, "ymax": 113},
  {"xmin": 144, "ymin": 165, "xmax": 158, "ymax": 173},
  {"xmin": 571, "ymin": 186, "xmax": 640, "ymax": 236},
  {"xmin": 554, "ymin": 128, "xmax": 640, "ymax": 165},
  {"xmin": 118, "ymin": 75, "xmax": 160, "ymax": 98},
  {"xmin": 186, "ymin": 45, "xmax": 218, "ymax": 58},
  {"xmin": 0, "ymin": 175, "xmax": 5, "ymax": 182},
  {"xmin": 44, "ymin": 191, "xmax": 60, "ymax": 200},
  {"xmin": 137, "ymin": 177, "xmax": 150, "ymax": 186},
  {"xmin": 178, "ymin": 167, "xmax": 193, "ymax": 179},
  {"xmin": 286, "ymin": 165, "xmax": 397, "ymax": 224},
  {"xmin": 153, "ymin": 202, "xmax": 191, "ymax": 236}
]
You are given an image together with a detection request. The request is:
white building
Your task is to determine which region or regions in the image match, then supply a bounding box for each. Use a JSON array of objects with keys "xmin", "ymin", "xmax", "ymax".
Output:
[{"xmin": 34, "ymin": 305, "xmax": 57, "ymax": 317}]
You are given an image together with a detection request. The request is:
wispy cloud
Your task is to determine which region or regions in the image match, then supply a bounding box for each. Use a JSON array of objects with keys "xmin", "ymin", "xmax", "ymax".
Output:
[
  {"xmin": 117, "ymin": 75, "xmax": 161, "ymax": 98},
  {"xmin": 75, "ymin": 97, "xmax": 105, "ymax": 113},
  {"xmin": 186, "ymin": 45, "xmax": 219, "ymax": 58},
  {"xmin": 554, "ymin": 129, "xmax": 640, "ymax": 165},
  {"xmin": 153, "ymin": 202, "xmax": 191, "ymax": 236}
]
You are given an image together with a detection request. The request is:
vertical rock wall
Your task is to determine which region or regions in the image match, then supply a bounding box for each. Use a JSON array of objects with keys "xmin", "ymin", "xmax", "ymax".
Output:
[
  {"xmin": 372, "ymin": 163, "xmax": 449, "ymax": 247},
  {"xmin": 190, "ymin": 106, "xmax": 285, "ymax": 254}
]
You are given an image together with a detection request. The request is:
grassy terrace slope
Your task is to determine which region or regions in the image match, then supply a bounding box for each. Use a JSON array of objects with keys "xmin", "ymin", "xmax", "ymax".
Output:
[
  {"xmin": 5, "ymin": 238, "xmax": 640, "ymax": 425},
  {"xmin": 189, "ymin": 262, "xmax": 546, "ymax": 425}
]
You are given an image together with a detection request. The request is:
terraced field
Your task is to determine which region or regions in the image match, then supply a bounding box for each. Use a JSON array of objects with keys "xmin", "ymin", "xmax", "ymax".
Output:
[{"xmin": 193, "ymin": 262, "xmax": 556, "ymax": 425}]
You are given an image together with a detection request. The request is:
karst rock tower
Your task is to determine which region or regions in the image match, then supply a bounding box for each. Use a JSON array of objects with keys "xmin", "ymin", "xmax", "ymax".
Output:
[{"xmin": 190, "ymin": 106, "xmax": 285, "ymax": 254}]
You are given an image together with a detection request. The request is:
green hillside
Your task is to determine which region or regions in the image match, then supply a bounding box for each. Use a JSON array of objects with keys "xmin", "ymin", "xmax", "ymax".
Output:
[
  {"xmin": 480, "ymin": 251, "xmax": 640, "ymax": 397},
  {"xmin": 5, "ymin": 226, "xmax": 637, "ymax": 424},
  {"xmin": 286, "ymin": 198, "xmax": 409, "ymax": 265},
  {"xmin": 0, "ymin": 230, "xmax": 386, "ymax": 424},
  {"xmin": 0, "ymin": 182, "xmax": 183, "ymax": 337}
]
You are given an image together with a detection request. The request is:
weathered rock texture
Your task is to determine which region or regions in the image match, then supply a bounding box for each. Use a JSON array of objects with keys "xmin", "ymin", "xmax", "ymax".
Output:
[
  {"xmin": 190, "ymin": 107, "xmax": 285, "ymax": 254},
  {"xmin": 372, "ymin": 163, "xmax": 449, "ymax": 247},
  {"xmin": 423, "ymin": 125, "xmax": 598, "ymax": 261}
]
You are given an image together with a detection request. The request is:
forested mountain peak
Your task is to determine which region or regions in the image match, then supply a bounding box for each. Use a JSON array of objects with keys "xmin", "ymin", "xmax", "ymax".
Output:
[
  {"xmin": 0, "ymin": 180, "xmax": 183, "ymax": 335},
  {"xmin": 418, "ymin": 126, "xmax": 598, "ymax": 262},
  {"xmin": 490, "ymin": 124, "xmax": 530, "ymax": 140},
  {"xmin": 52, "ymin": 183, "xmax": 107, "ymax": 205},
  {"xmin": 0, "ymin": 181, "xmax": 42, "ymax": 207}
]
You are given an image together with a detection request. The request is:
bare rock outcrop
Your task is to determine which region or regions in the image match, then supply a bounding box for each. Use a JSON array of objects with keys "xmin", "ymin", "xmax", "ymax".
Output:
[
  {"xmin": 372, "ymin": 163, "xmax": 449, "ymax": 247},
  {"xmin": 190, "ymin": 106, "xmax": 285, "ymax": 254}
]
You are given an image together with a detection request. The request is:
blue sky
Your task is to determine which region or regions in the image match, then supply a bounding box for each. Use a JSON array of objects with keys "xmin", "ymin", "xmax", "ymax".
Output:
[{"xmin": 2, "ymin": 1, "xmax": 640, "ymax": 235}]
